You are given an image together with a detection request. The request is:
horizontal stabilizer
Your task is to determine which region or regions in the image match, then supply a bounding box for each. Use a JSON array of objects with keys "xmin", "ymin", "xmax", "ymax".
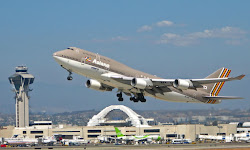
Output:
[
  {"xmin": 192, "ymin": 74, "xmax": 246, "ymax": 85},
  {"xmin": 203, "ymin": 96, "xmax": 244, "ymax": 100},
  {"xmin": 235, "ymin": 74, "xmax": 246, "ymax": 80}
]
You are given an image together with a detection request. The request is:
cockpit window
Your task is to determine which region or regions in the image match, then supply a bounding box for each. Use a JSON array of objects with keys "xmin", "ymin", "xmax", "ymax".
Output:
[
  {"xmin": 16, "ymin": 70, "xmax": 27, "ymax": 72},
  {"xmin": 67, "ymin": 47, "xmax": 74, "ymax": 50}
]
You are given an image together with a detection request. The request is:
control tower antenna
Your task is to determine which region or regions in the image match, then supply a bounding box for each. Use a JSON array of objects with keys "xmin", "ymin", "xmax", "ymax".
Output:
[{"xmin": 8, "ymin": 66, "xmax": 34, "ymax": 127}]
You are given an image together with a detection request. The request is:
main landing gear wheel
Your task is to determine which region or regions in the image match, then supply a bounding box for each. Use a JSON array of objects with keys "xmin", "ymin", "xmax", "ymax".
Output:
[
  {"xmin": 140, "ymin": 98, "xmax": 146, "ymax": 102},
  {"xmin": 117, "ymin": 93, "xmax": 122, "ymax": 98},
  {"xmin": 138, "ymin": 93, "xmax": 146, "ymax": 102},
  {"xmin": 118, "ymin": 97, "xmax": 123, "ymax": 101},
  {"xmin": 130, "ymin": 97, "xmax": 139, "ymax": 102},
  {"xmin": 133, "ymin": 98, "xmax": 139, "ymax": 103},
  {"xmin": 131, "ymin": 93, "xmax": 146, "ymax": 103},
  {"xmin": 117, "ymin": 92, "xmax": 123, "ymax": 102}
]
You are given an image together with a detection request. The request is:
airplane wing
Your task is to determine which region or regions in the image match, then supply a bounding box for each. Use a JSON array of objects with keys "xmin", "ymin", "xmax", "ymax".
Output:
[
  {"xmin": 203, "ymin": 96, "xmax": 244, "ymax": 100},
  {"xmin": 108, "ymin": 74, "xmax": 245, "ymax": 90},
  {"xmin": 101, "ymin": 74, "xmax": 133, "ymax": 85},
  {"xmin": 152, "ymin": 74, "xmax": 245, "ymax": 88},
  {"xmin": 104, "ymin": 75, "xmax": 172, "ymax": 95},
  {"xmin": 107, "ymin": 74, "xmax": 174, "ymax": 87}
]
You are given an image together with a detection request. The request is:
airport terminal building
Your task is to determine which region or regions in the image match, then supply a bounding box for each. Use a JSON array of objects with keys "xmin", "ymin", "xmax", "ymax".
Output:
[
  {"xmin": 0, "ymin": 105, "xmax": 238, "ymax": 142},
  {"xmin": 0, "ymin": 123, "xmax": 237, "ymax": 142}
]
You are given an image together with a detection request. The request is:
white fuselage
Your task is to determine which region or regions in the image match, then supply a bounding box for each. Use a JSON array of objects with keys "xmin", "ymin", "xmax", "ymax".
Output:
[
  {"xmin": 118, "ymin": 135, "xmax": 161, "ymax": 141},
  {"xmin": 53, "ymin": 55, "xmax": 202, "ymax": 103}
]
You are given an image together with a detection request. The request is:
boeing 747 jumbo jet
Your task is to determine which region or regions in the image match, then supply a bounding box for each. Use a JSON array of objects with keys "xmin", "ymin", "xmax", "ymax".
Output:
[{"xmin": 53, "ymin": 47, "xmax": 245, "ymax": 104}]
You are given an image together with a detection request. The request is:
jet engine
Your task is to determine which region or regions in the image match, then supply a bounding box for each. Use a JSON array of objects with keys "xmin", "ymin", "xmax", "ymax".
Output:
[
  {"xmin": 131, "ymin": 78, "xmax": 153, "ymax": 89},
  {"xmin": 173, "ymin": 79, "xmax": 194, "ymax": 90},
  {"xmin": 85, "ymin": 79, "xmax": 112, "ymax": 92}
]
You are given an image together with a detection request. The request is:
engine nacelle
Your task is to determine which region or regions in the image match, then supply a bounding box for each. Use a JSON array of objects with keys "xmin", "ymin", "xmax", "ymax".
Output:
[
  {"xmin": 131, "ymin": 78, "xmax": 153, "ymax": 89},
  {"xmin": 85, "ymin": 79, "xmax": 112, "ymax": 92},
  {"xmin": 173, "ymin": 79, "xmax": 193, "ymax": 90}
]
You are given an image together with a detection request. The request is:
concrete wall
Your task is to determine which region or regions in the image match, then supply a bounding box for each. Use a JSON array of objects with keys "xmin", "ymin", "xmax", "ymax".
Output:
[{"xmin": 0, "ymin": 126, "xmax": 14, "ymax": 138}]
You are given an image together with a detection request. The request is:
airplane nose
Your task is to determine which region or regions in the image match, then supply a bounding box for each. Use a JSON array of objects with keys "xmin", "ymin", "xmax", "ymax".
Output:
[
  {"xmin": 53, "ymin": 52, "xmax": 57, "ymax": 57},
  {"xmin": 53, "ymin": 52, "xmax": 61, "ymax": 63}
]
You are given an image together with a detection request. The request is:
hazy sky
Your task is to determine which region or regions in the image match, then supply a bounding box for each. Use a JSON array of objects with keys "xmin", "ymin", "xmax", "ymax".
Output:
[{"xmin": 0, "ymin": 1, "xmax": 250, "ymax": 114}]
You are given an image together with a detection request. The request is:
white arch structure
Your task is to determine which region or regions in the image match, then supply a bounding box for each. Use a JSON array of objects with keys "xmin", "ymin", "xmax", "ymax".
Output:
[{"xmin": 87, "ymin": 105, "xmax": 150, "ymax": 127}]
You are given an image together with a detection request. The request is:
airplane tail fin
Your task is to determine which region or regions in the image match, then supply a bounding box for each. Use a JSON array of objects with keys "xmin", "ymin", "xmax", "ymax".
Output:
[
  {"xmin": 202, "ymin": 67, "xmax": 231, "ymax": 96},
  {"xmin": 114, "ymin": 127, "xmax": 124, "ymax": 137}
]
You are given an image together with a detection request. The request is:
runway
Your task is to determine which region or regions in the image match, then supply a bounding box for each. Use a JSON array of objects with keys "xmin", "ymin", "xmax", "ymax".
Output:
[{"xmin": 1, "ymin": 143, "xmax": 250, "ymax": 150}]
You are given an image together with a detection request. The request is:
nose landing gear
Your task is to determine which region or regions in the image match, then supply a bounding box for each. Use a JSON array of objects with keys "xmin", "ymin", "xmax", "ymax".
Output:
[
  {"xmin": 67, "ymin": 76, "xmax": 73, "ymax": 80},
  {"xmin": 67, "ymin": 71, "xmax": 73, "ymax": 81},
  {"xmin": 60, "ymin": 65, "xmax": 73, "ymax": 81}
]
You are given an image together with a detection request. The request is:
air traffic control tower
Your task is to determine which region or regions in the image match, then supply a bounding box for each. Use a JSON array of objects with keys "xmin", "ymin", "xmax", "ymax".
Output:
[{"xmin": 8, "ymin": 66, "xmax": 34, "ymax": 127}]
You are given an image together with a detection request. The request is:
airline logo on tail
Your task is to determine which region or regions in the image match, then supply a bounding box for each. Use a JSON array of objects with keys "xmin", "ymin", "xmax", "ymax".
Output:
[
  {"xmin": 208, "ymin": 68, "xmax": 231, "ymax": 104},
  {"xmin": 210, "ymin": 68, "xmax": 231, "ymax": 96},
  {"xmin": 114, "ymin": 127, "xmax": 124, "ymax": 137}
]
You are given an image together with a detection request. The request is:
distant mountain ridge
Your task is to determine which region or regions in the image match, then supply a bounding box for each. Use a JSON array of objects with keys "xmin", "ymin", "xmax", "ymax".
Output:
[{"xmin": 1, "ymin": 108, "xmax": 250, "ymax": 126}]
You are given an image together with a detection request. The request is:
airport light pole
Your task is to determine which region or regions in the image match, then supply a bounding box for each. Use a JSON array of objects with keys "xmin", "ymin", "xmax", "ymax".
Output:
[
  {"xmin": 195, "ymin": 124, "xmax": 196, "ymax": 141},
  {"xmin": 218, "ymin": 126, "xmax": 223, "ymax": 135}
]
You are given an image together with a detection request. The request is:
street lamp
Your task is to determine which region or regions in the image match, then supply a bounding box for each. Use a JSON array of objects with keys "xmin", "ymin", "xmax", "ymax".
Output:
[{"xmin": 217, "ymin": 126, "xmax": 223, "ymax": 135}]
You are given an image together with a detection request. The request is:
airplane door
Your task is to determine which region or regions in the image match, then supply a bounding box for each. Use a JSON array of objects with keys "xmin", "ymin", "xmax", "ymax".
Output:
[{"xmin": 95, "ymin": 53, "xmax": 100, "ymax": 61}]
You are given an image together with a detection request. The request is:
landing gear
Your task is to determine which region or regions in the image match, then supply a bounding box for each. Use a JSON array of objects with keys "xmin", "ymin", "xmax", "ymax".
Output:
[
  {"xmin": 117, "ymin": 93, "xmax": 122, "ymax": 98},
  {"xmin": 130, "ymin": 97, "xmax": 134, "ymax": 101},
  {"xmin": 133, "ymin": 98, "xmax": 139, "ymax": 103},
  {"xmin": 116, "ymin": 92, "xmax": 146, "ymax": 102},
  {"xmin": 67, "ymin": 71, "xmax": 73, "ymax": 81},
  {"xmin": 130, "ymin": 97, "xmax": 138, "ymax": 102},
  {"xmin": 67, "ymin": 76, "xmax": 73, "ymax": 80},
  {"xmin": 118, "ymin": 97, "xmax": 123, "ymax": 101},
  {"xmin": 117, "ymin": 92, "xmax": 123, "ymax": 102},
  {"xmin": 130, "ymin": 93, "xmax": 146, "ymax": 103},
  {"xmin": 138, "ymin": 93, "xmax": 146, "ymax": 102},
  {"xmin": 140, "ymin": 98, "xmax": 146, "ymax": 102}
]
